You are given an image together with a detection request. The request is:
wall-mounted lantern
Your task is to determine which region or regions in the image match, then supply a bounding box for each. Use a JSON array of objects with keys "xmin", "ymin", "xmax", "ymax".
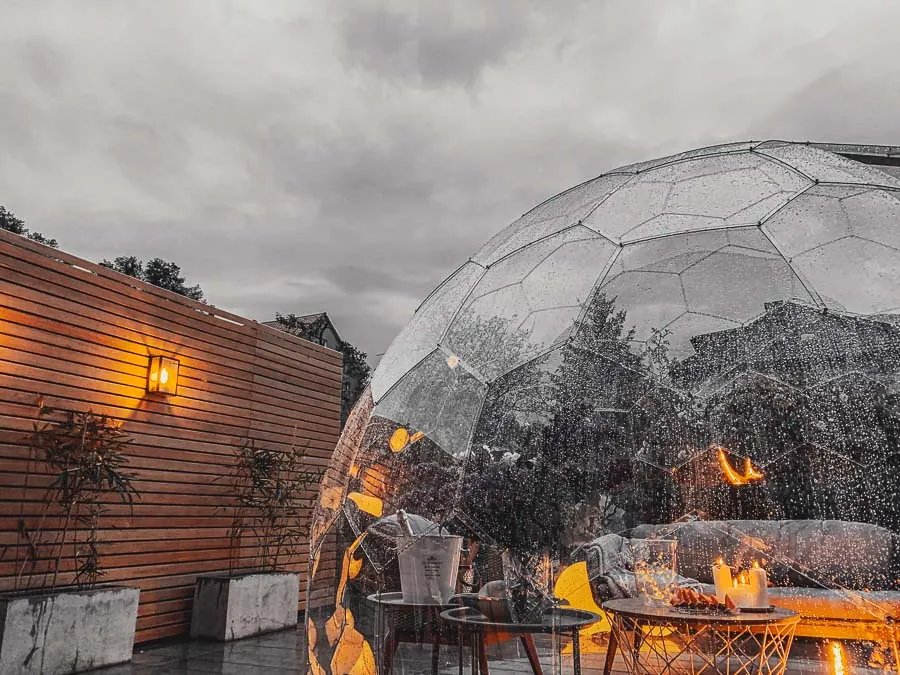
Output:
[{"xmin": 147, "ymin": 355, "xmax": 180, "ymax": 395}]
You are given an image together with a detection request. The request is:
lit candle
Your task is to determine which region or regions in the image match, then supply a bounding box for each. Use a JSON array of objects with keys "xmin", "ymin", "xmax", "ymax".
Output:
[
  {"xmin": 748, "ymin": 561, "xmax": 769, "ymax": 608},
  {"xmin": 712, "ymin": 558, "xmax": 733, "ymax": 603},
  {"xmin": 727, "ymin": 578, "xmax": 752, "ymax": 609}
]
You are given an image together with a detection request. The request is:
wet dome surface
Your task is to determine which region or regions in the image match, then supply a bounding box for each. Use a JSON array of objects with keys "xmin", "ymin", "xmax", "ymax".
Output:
[{"xmin": 307, "ymin": 141, "xmax": 900, "ymax": 674}]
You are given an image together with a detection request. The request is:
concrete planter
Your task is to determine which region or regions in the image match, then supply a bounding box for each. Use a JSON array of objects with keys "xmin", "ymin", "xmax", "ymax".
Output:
[
  {"xmin": 0, "ymin": 585, "xmax": 140, "ymax": 675},
  {"xmin": 191, "ymin": 571, "xmax": 299, "ymax": 641}
]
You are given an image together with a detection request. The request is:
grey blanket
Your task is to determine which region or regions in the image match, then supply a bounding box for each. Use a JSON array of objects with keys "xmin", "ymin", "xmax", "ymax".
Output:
[{"xmin": 582, "ymin": 533, "xmax": 702, "ymax": 601}]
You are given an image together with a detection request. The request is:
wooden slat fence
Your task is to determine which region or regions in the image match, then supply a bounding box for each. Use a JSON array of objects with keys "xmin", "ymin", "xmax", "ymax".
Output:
[{"xmin": 0, "ymin": 229, "xmax": 342, "ymax": 642}]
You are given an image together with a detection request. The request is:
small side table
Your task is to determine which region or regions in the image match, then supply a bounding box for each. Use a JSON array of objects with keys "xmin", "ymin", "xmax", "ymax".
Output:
[
  {"xmin": 367, "ymin": 592, "xmax": 459, "ymax": 675},
  {"xmin": 441, "ymin": 606, "xmax": 602, "ymax": 675},
  {"xmin": 602, "ymin": 598, "xmax": 799, "ymax": 675}
]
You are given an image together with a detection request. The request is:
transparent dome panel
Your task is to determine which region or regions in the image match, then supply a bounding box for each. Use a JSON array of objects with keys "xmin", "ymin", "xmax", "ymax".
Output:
[
  {"xmin": 474, "ymin": 173, "xmax": 630, "ymax": 265},
  {"xmin": 758, "ymin": 143, "xmax": 900, "ymax": 188},
  {"xmin": 842, "ymin": 188, "xmax": 900, "ymax": 251},
  {"xmin": 308, "ymin": 142, "xmax": 900, "ymax": 675},
  {"xmin": 794, "ymin": 237, "xmax": 900, "ymax": 315},
  {"xmin": 445, "ymin": 226, "xmax": 617, "ymax": 380},
  {"xmin": 585, "ymin": 151, "xmax": 809, "ymax": 243},
  {"xmin": 616, "ymin": 141, "xmax": 757, "ymax": 174},
  {"xmin": 373, "ymin": 350, "xmax": 486, "ymax": 459},
  {"xmin": 371, "ymin": 261, "xmax": 485, "ymax": 402},
  {"xmin": 763, "ymin": 184, "xmax": 857, "ymax": 259}
]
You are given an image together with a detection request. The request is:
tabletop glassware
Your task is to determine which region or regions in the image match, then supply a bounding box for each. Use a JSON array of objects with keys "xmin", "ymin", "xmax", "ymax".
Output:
[{"xmin": 632, "ymin": 539, "xmax": 678, "ymax": 606}]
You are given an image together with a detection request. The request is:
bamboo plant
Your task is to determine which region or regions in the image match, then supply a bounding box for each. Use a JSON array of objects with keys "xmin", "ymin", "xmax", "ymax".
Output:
[
  {"xmin": 14, "ymin": 402, "xmax": 139, "ymax": 593},
  {"xmin": 225, "ymin": 436, "xmax": 322, "ymax": 574}
]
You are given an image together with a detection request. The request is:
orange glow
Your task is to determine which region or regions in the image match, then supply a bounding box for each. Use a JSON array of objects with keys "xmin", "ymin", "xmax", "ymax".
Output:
[
  {"xmin": 717, "ymin": 446, "xmax": 764, "ymax": 486},
  {"xmin": 389, "ymin": 427, "xmax": 426, "ymax": 453},
  {"xmin": 744, "ymin": 456, "xmax": 764, "ymax": 481},
  {"xmin": 829, "ymin": 641, "xmax": 847, "ymax": 675},
  {"xmin": 326, "ymin": 532, "xmax": 376, "ymax": 675},
  {"xmin": 327, "ymin": 533, "xmax": 376, "ymax": 675},
  {"xmin": 346, "ymin": 492, "xmax": 383, "ymax": 517},
  {"xmin": 146, "ymin": 355, "xmax": 179, "ymax": 395},
  {"xmin": 330, "ymin": 609, "xmax": 376, "ymax": 675},
  {"xmin": 389, "ymin": 428, "xmax": 409, "ymax": 452},
  {"xmin": 320, "ymin": 486, "xmax": 343, "ymax": 510}
]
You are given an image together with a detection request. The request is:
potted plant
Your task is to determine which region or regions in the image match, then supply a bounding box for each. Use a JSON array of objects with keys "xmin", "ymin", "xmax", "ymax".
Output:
[
  {"xmin": 190, "ymin": 437, "xmax": 321, "ymax": 641},
  {"xmin": 0, "ymin": 403, "xmax": 141, "ymax": 675}
]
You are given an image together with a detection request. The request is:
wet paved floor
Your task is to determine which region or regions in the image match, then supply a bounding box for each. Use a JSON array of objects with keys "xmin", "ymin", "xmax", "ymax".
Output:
[
  {"xmin": 90, "ymin": 628, "xmax": 306, "ymax": 674},
  {"xmin": 88, "ymin": 626, "xmax": 864, "ymax": 675}
]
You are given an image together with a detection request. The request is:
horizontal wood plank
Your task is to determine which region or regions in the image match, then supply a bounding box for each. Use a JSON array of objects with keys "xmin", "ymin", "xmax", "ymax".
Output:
[{"xmin": 0, "ymin": 233, "xmax": 343, "ymax": 643}]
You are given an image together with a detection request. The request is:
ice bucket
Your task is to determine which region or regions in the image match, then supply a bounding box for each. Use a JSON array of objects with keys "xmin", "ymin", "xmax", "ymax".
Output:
[{"xmin": 397, "ymin": 534, "xmax": 463, "ymax": 604}]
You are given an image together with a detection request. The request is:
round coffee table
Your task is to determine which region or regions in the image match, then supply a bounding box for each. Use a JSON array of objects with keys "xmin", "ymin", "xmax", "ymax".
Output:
[
  {"xmin": 441, "ymin": 606, "xmax": 603, "ymax": 675},
  {"xmin": 602, "ymin": 598, "xmax": 800, "ymax": 675}
]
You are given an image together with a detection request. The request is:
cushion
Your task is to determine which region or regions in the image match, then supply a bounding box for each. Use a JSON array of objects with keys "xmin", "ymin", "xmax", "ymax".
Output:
[
  {"xmin": 768, "ymin": 588, "xmax": 900, "ymax": 622},
  {"xmin": 582, "ymin": 533, "xmax": 701, "ymax": 601}
]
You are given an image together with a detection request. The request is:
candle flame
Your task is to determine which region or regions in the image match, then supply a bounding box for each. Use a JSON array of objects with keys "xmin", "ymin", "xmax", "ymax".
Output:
[
  {"xmin": 829, "ymin": 641, "xmax": 847, "ymax": 675},
  {"xmin": 716, "ymin": 557, "xmax": 724, "ymax": 566},
  {"xmin": 753, "ymin": 560, "xmax": 760, "ymax": 569}
]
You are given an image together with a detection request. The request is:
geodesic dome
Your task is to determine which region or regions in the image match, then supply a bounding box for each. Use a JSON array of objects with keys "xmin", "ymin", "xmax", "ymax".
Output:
[{"xmin": 306, "ymin": 141, "xmax": 900, "ymax": 675}]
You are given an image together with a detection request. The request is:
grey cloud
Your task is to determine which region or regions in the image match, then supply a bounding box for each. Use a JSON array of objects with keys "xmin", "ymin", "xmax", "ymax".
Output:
[
  {"xmin": 339, "ymin": 0, "xmax": 529, "ymax": 87},
  {"xmin": 1, "ymin": 1, "xmax": 899, "ymax": 359},
  {"xmin": 19, "ymin": 39, "xmax": 68, "ymax": 92}
]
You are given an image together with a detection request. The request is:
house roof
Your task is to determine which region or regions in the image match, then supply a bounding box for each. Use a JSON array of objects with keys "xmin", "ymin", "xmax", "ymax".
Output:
[{"xmin": 262, "ymin": 311, "xmax": 342, "ymax": 344}]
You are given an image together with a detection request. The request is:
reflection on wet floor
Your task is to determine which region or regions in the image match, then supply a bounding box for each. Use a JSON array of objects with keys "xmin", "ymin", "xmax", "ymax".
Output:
[{"xmin": 86, "ymin": 625, "xmax": 875, "ymax": 675}]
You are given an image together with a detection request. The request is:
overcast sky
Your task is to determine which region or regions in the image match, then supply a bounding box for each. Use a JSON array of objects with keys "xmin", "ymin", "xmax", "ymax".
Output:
[{"xmin": 2, "ymin": 1, "xmax": 899, "ymax": 360}]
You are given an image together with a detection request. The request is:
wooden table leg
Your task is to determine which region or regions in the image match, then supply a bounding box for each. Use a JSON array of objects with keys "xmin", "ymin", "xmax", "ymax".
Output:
[
  {"xmin": 470, "ymin": 631, "xmax": 480, "ymax": 675},
  {"xmin": 521, "ymin": 634, "xmax": 543, "ymax": 675},
  {"xmin": 603, "ymin": 626, "xmax": 618, "ymax": 675},
  {"xmin": 478, "ymin": 632, "xmax": 490, "ymax": 675},
  {"xmin": 432, "ymin": 641, "xmax": 440, "ymax": 675}
]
